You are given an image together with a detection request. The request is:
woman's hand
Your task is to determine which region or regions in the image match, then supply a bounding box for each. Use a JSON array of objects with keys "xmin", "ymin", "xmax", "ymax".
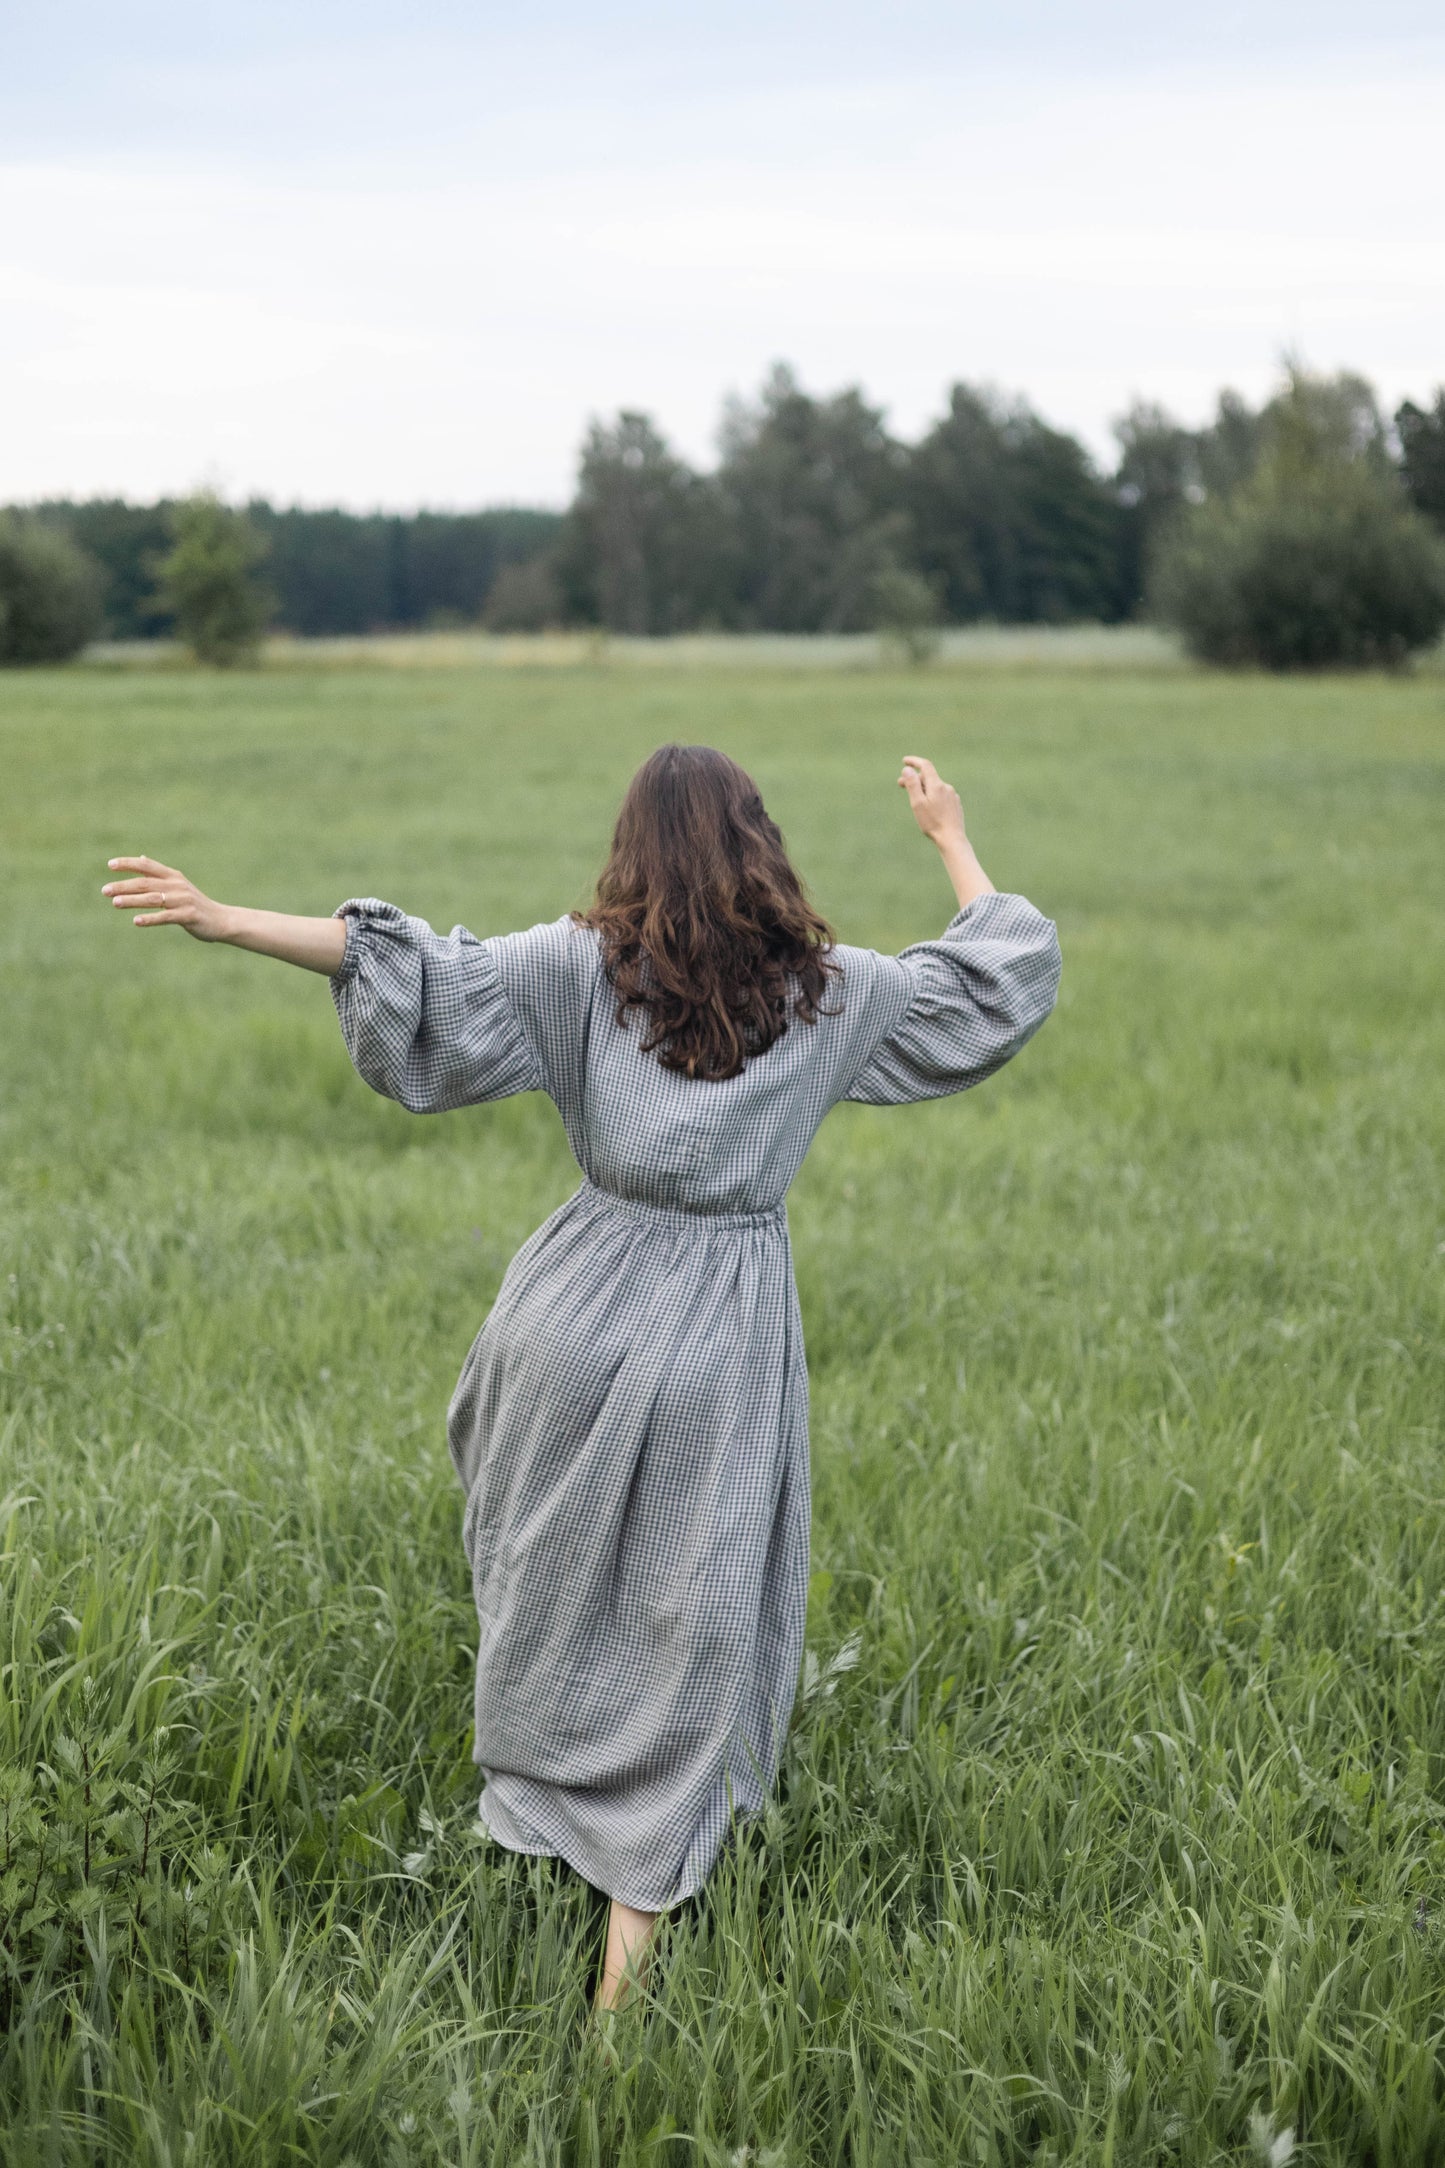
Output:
[
  {"xmin": 102, "ymin": 857, "xmax": 232, "ymax": 940},
  {"xmin": 102, "ymin": 856, "xmax": 348, "ymax": 974},
  {"xmin": 898, "ymin": 756, "xmax": 966, "ymax": 849},
  {"xmin": 897, "ymin": 755, "xmax": 996, "ymax": 912}
]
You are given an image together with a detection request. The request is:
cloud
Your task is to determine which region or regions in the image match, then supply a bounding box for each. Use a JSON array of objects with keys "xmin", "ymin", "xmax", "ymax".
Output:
[{"xmin": 2, "ymin": 29, "xmax": 1441, "ymax": 506}]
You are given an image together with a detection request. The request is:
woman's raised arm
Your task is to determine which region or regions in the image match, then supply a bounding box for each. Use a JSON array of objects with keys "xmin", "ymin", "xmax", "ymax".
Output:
[
  {"xmin": 102, "ymin": 856, "xmax": 347, "ymax": 976},
  {"xmin": 837, "ymin": 756, "xmax": 1059, "ymax": 1107},
  {"xmin": 897, "ymin": 756, "xmax": 996, "ymax": 912}
]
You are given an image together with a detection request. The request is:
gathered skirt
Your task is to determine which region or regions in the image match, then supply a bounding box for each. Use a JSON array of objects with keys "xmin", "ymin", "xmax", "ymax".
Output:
[{"xmin": 445, "ymin": 1179, "xmax": 811, "ymax": 1910}]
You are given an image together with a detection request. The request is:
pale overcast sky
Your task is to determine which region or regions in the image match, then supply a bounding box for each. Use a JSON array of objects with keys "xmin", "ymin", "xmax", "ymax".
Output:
[{"xmin": 3, "ymin": 1, "xmax": 1442, "ymax": 509}]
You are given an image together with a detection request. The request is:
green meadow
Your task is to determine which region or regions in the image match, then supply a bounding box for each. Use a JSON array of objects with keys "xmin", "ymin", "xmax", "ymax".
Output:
[{"xmin": 2, "ymin": 656, "xmax": 1443, "ymax": 2165}]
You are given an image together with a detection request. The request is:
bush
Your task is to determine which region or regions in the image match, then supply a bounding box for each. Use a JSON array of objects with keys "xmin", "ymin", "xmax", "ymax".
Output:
[
  {"xmin": 483, "ymin": 554, "xmax": 564, "ymax": 631},
  {"xmin": 157, "ymin": 494, "xmax": 273, "ymax": 665},
  {"xmin": 1151, "ymin": 379, "xmax": 1445, "ymax": 670},
  {"xmin": 870, "ymin": 560, "xmax": 942, "ymax": 665},
  {"xmin": 0, "ymin": 515, "xmax": 104, "ymax": 663}
]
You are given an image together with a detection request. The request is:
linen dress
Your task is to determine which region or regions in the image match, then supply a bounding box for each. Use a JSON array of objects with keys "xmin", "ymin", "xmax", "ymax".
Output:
[{"xmin": 329, "ymin": 887, "xmax": 1061, "ymax": 1910}]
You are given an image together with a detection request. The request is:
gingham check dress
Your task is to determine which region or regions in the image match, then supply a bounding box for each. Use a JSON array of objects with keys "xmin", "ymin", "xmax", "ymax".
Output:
[{"xmin": 330, "ymin": 888, "xmax": 1060, "ymax": 1909}]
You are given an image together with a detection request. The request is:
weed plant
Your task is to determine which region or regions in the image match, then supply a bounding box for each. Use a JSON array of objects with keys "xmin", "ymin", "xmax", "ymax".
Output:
[{"xmin": 1, "ymin": 662, "xmax": 1443, "ymax": 2163}]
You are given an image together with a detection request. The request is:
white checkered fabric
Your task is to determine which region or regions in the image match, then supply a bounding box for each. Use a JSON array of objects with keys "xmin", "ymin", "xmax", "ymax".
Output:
[{"xmin": 330, "ymin": 889, "xmax": 1060, "ymax": 1908}]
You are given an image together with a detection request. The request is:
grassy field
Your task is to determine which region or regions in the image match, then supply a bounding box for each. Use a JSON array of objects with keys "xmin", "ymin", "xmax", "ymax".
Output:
[{"xmin": 2, "ymin": 657, "xmax": 1443, "ymax": 2165}]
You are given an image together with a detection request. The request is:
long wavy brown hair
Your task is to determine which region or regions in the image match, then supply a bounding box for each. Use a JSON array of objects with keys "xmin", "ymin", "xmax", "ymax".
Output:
[{"xmin": 576, "ymin": 744, "xmax": 839, "ymax": 1081}]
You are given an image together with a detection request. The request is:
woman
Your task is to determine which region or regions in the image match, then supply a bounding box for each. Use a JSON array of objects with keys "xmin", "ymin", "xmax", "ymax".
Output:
[{"xmin": 102, "ymin": 747, "xmax": 1060, "ymax": 2017}]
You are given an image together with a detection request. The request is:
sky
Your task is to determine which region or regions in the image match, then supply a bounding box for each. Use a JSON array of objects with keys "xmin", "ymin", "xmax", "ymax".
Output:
[{"xmin": 3, "ymin": 0, "xmax": 1442, "ymax": 511}]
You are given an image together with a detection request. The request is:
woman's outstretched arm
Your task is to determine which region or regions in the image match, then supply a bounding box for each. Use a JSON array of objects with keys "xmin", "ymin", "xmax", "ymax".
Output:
[
  {"xmin": 897, "ymin": 755, "xmax": 997, "ymax": 911},
  {"xmin": 839, "ymin": 755, "xmax": 1058, "ymax": 1107},
  {"xmin": 102, "ymin": 855, "xmax": 347, "ymax": 976}
]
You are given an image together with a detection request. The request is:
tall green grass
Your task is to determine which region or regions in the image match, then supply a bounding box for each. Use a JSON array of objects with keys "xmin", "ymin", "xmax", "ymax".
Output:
[{"xmin": 1, "ymin": 660, "xmax": 1443, "ymax": 2164}]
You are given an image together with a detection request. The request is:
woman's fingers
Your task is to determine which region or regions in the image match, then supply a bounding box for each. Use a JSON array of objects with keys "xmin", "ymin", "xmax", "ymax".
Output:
[
  {"xmin": 901, "ymin": 757, "xmax": 957, "ymax": 802},
  {"xmin": 104, "ymin": 858, "xmax": 189, "ymax": 920},
  {"xmin": 104, "ymin": 862, "xmax": 181, "ymax": 898},
  {"xmin": 106, "ymin": 886, "xmax": 175, "ymax": 909},
  {"xmin": 101, "ymin": 856, "xmax": 229, "ymax": 941},
  {"xmin": 102, "ymin": 857, "xmax": 197, "ymax": 929},
  {"xmin": 106, "ymin": 855, "xmax": 176, "ymax": 879},
  {"xmin": 115, "ymin": 892, "xmax": 183, "ymax": 925},
  {"xmin": 898, "ymin": 756, "xmax": 966, "ymax": 846},
  {"xmin": 135, "ymin": 894, "xmax": 198, "ymax": 927},
  {"xmin": 900, "ymin": 759, "xmax": 946, "ymax": 818}
]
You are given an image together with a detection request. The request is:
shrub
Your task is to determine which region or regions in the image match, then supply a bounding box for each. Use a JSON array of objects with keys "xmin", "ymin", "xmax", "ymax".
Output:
[
  {"xmin": 1151, "ymin": 375, "xmax": 1445, "ymax": 670},
  {"xmin": 0, "ymin": 515, "xmax": 104, "ymax": 663},
  {"xmin": 871, "ymin": 560, "xmax": 942, "ymax": 665},
  {"xmin": 157, "ymin": 493, "xmax": 273, "ymax": 665},
  {"xmin": 483, "ymin": 554, "xmax": 564, "ymax": 631}
]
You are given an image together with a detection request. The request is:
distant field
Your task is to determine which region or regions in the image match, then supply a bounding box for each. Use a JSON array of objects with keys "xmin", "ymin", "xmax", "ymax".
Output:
[
  {"xmin": 77, "ymin": 623, "xmax": 1445, "ymax": 674},
  {"xmin": 85, "ymin": 623, "xmax": 1191, "ymax": 671},
  {"xmin": 2, "ymin": 659, "xmax": 1443, "ymax": 2165}
]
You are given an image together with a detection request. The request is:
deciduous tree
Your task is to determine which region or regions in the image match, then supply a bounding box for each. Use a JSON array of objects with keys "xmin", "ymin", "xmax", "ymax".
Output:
[
  {"xmin": 907, "ymin": 387, "xmax": 1120, "ymax": 623},
  {"xmin": 0, "ymin": 515, "xmax": 103, "ymax": 664},
  {"xmin": 157, "ymin": 494, "xmax": 273, "ymax": 665},
  {"xmin": 1397, "ymin": 390, "xmax": 1445, "ymax": 530},
  {"xmin": 1151, "ymin": 369, "xmax": 1445, "ymax": 669},
  {"xmin": 715, "ymin": 365, "xmax": 906, "ymax": 632},
  {"xmin": 554, "ymin": 414, "xmax": 718, "ymax": 634}
]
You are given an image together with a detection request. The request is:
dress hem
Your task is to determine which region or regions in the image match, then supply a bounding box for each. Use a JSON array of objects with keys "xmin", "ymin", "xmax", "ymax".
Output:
[{"xmin": 475, "ymin": 1774, "xmax": 757, "ymax": 1914}]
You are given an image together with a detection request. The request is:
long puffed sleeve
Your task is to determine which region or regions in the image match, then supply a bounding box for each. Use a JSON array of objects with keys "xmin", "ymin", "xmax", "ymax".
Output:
[
  {"xmin": 329, "ymin": 899, "xmax": 542, "ymax": 1113},
  {"xmin": 844, "ymin": 890, "xmax": 1061, "ymax": 1105}
]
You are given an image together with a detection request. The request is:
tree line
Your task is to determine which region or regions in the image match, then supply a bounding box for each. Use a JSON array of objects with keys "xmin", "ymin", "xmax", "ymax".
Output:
[
  {"xmin": 3, "ymin": 363, "xmax": 1445, "ymax": 666},
  {"xmin": 1, "ymin": 500, "xmax": 561, "ymax": 644},
  {"xmin": 524, "ymin": 365, "xmax": 1445, "ymax": 651}
]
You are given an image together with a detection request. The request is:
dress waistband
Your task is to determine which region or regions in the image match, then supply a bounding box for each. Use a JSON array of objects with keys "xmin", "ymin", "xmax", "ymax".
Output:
[{"xmin": 575, "ymin": 1179, "xmax": 787, "ymax": 1234}]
